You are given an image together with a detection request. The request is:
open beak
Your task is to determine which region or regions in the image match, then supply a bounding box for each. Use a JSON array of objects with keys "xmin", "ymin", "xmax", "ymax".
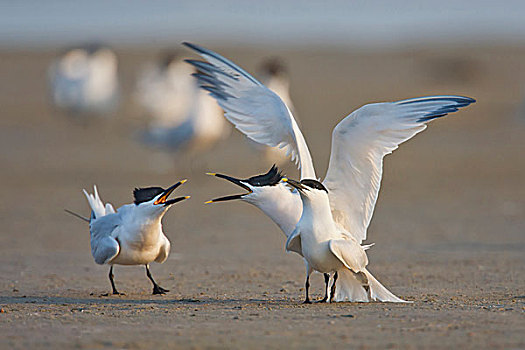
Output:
[
  {"xmin": 205, "ymin": 172, "xmax": 252, "ymax": 204},
  {"xmin": 154, "ymin": 179, "xmax": 190, "ymax": 206},
  {"xmin": 282, "ymin": 177, "xmax": 306, "ymax": 193}
]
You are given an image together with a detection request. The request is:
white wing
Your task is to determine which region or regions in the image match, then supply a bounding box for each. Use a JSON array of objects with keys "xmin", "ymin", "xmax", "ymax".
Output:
[
  {"xmin": 183, "ymin": 42, "xmax": 316, "ymax": 179},
  {"xmin": 89, "ymin": 213, "xmax": 121, "ymax": 264},
  {"xmin": 323, "ymin": 96, "xmax": 475, "ymax": 243}
]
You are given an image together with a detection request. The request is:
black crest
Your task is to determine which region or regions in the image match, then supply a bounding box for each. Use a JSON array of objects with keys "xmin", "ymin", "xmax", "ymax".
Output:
[
  {"xmin": 300, "ymin": 179, "xmax": 328, "ymax": 193},
  {"xmin": 133, "ymin": 187, "xmax": 164, "ymax": 205},
  {"xmin": 246, "ymin": 165, "xmax": 283, "ymax": 187}
]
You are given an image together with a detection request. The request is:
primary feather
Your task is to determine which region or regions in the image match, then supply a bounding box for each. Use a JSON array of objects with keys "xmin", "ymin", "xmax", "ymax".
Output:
[
  {"xmin": 323, "ymin": 96, "xmax": 475, "ymax": 243},
  {"xmin": 183, "ymin": 42, "xmax": 316, "ymax": 179}
]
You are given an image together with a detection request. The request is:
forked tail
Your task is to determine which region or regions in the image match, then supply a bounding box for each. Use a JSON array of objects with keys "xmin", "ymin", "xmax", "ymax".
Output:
[{"xmin": 334, "ymin": 268, "xmax": 410, "ymax": 303}]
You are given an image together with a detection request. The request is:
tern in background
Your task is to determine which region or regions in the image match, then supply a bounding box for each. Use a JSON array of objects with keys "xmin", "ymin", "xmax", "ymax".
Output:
[
  {"xmin": 135, "ymin": 51, "xmax": 229, "ymax": 153},
  {"xmin": 256, "ymin": 58, "xmax": 297, "ymax": 165},
  {"xmin": 184, "ymin": 42, "xmax": 475, "ymax": 302},
  {"xmin": 48, "ymin": 44, "xmax": 119, "ymax": 117},
  {"xmin": 69, "ymin": 181, "xmax": 190, "ymax": 295}
]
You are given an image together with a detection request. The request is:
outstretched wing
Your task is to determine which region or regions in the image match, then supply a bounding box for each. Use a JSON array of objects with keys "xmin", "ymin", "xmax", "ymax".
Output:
[
  {"xmin": 323, "ymin": 96, "xmax": 475, "ymax": 243},
  {"xmin": 183, "ymin": 42, "xmax": 316, "ymax": 179}
]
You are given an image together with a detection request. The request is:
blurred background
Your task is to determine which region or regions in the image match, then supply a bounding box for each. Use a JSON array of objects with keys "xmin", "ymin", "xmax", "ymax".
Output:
[{"xmin": 0, "ymin": 1, "xmax": 524, "ymax": 347}]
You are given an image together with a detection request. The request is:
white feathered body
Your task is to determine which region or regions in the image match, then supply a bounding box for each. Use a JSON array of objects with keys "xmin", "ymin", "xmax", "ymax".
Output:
[
  {"xmin": 107, "ymin": 205, "xmax": 170, "ymax": 265},
  {"xmin": 298, "ymin": 193, "xmax": 354, "ymax": 273},
  {"xmin": 84, "ymin": 187, "xmax": 170, "ymax": 266}
]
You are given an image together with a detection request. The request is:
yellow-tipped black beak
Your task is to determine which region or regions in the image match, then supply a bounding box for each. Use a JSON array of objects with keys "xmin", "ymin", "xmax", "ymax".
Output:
[
  {"xmin": 205, "ymin": 172, "xmax": 252, "ymax": 204},
  {"xmin": 154, "ymin": 179, "xmax": 188, "ymax": 206}
]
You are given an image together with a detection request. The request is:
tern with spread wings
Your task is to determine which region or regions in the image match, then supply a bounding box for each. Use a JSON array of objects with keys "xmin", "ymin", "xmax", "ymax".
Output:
[{"xmin": 184, "ymin": 42, "xmax": 475, "ymax": 302}]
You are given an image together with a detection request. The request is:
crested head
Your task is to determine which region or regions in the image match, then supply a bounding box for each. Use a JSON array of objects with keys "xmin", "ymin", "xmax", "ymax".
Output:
[
  {"xmin": 282, "ymin": 177, "xmax": 329, "ymax": 206},
  {"xmin": 300, "ymin": 179, "xmax": 328, "ymax": 193},
  {"xmin": 205, "ymin": 165, "xmax": 286, "ymax": 204},
  {"xmin": 132, "ymin": 180, "xmax": 189, "ymax": 215},
  {"xmin": 245, "ymin": 164, "xmax": 283, "ymax": 187},
  {"xmin": 133, "ymin": 187, "xmax": 165, "ymax": 205}
]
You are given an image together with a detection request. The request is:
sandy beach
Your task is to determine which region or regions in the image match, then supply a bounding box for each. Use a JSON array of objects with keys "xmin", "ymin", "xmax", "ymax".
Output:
[{"xmin": 0, "ymin": 45, "xmax": 524, "ymax": 349}]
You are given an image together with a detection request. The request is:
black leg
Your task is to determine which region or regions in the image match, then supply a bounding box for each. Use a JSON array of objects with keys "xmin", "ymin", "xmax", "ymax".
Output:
[
  {"xmin": 316, "ymin": 273, "xmax": 330, "ymax": 303},
  {"xmin": 303, "ymin": 275, "xmax": 312, "ymax": 304},
  {"xmin": 102, "ymin": 265, "xmax": 124, "ymax": 296},
  {"xmin": 145, "ymin": 264, "xmax": 169, "ymax": 295},
  {"xmin": 329, "ymin": 271, "xmax": 338, "ymax": 303}
]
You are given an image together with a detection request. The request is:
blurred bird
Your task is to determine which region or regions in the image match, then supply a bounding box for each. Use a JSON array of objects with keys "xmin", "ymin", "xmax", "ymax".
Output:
[
  {"xmin": 48, "ymin": 44, "xmax": 119, "ymax": 117},
  {"xmin": 70, "ymin": 181, "xmax": 190, "ymax": 295},
  {"xmin": 185, "ymin": 42, "xmax": 475, "ymax": 303},
  {"xmin": 258, "ymin": 58, "xmax": 295, "ymax": 114},
  {"xmin": 135, "ymin": 51, "xmax": 229, "ymax": 153},
  {"xmin": 256, "ymin": 58, "xmax": 296, "ymax": 165}
]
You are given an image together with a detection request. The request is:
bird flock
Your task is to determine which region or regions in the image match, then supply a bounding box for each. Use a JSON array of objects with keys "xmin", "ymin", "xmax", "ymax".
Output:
[{"xmin": 61, "ymin": 42, "xmax": 475, "ymax": 303}]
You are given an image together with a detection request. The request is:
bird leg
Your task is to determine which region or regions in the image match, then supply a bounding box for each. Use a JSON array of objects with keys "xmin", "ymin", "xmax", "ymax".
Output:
[
  {"xmin": 329, "ymin": 271, "xmax": 338, "ymax": 303},
  {"xmin": 145, "ymin": 264, "xmax": 169, "ymax": 295},
  {"xmin": 303, "ymin": 274, "xmax": 312, "ymax": 304},
  {"xmin": 316, "ymin": 273, "xmax": 331, "ymax": 303},
  {"xmin": 101, "ymin": 265, "xmax": 124, "ymax": 296}
]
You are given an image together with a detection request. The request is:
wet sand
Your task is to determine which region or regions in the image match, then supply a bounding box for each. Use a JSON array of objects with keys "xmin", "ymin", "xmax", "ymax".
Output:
[{"xmin": 0, "ymin": 45, "xmax": 524, "ymax": 349}]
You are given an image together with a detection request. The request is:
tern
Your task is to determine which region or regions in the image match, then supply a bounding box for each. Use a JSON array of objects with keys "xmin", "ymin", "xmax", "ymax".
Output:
[
  {"xmin": 48, "ymin": 44, "xmax": 119, "ymax": 117},
  {"xmin": 72, "ymin": 181, "xmax": 190, "ymax": 295},
  {"xmin": 135, "ymin": 51, "xmax": 229, "ymax": 153},
  {"xmin": 206, "ymin": 165, "xmax": 332, "ymax": 302},
  {"xmin": 184, "ymin": 42, "xmax": 475, "ymax": 302}
]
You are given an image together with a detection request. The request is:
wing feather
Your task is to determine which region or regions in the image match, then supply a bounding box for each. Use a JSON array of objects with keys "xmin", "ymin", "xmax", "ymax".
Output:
[
  {"xmin": 89, "ymin": 214, "xmax": 121, "ymax": 264},
  {"xmin": 183, "ymin": 42, "xmax": 316, "ymax": 179},
  {"xmin": 323, "ymin": 96, "xmax": 475, "ymax": 243}
]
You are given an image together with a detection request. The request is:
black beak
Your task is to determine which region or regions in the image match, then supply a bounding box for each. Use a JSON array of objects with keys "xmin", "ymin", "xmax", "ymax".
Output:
[
  {"xmin": 282, "ymin": 178, "xmax": 307, "ymax": 193},
  {"xmin": 205, "ymin": 172, "xmax": 252, "ymax": 204},
  {"xmin": 164, "ymin": 196, "xmax": 190, "ymax": 206},
  {"xmin": 154, "ymin": 180, "xmax": 190, "ymax": 206}
]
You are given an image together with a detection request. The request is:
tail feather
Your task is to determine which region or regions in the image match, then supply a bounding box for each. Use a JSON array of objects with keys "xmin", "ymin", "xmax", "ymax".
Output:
[
  {"xmin": 334, "ymin": 269, "xmax": 369, "ymax": 302},
  {"xmin": 83, "ymin": 185, "xmax": 111, "ymax": 219},
  {"xmin": 363, "ymin": 269, "xmax": 411, "ymax": 303},
  {"xmin": 334, "ymin": 268, "xmax": 410, "ymax": 303}
]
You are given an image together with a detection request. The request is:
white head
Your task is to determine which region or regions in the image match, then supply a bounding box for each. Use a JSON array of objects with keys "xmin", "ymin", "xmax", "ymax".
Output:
[
  {"xmin": 205, "ymin": 166, "xmax": 301, "ymax": 235},
  {"xmin": 132, "ymin": 180, "xmax": 190, "ymax": 220},
  {"xmin": 205, "ymin": 165, "xmax": 284, "ymax": 203},
  {"xmin": 60, "ymin": 48, "xmax": 89, "ymax": 79},
  {"xmin": 90, "ymin": 47, "xmax": 118, "ymax": 73}
]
